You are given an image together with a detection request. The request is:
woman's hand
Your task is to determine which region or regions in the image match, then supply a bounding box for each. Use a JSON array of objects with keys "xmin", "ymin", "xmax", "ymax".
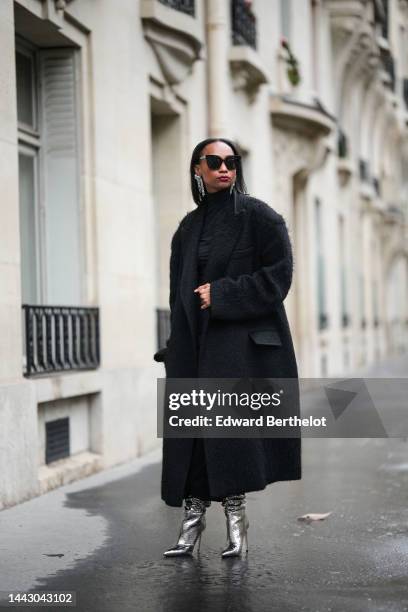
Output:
[{"xmin": 194, "ymin": 283, "xmax": 211, "ymax": 309}]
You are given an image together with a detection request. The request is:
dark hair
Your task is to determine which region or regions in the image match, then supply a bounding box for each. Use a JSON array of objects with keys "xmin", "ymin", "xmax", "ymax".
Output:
[{"xmin": 189, "ymin": 138, "xmax": 248, "ymax": 206}]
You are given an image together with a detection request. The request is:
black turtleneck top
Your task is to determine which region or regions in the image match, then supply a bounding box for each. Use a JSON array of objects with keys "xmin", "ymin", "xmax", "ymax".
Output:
[
  {"xmin": 197, "ymin": 186, "xmax": 232, "ymax": 284},
  {"xmin": 196, "ymin": 185, "xmax": 233, "ymax": 341}
]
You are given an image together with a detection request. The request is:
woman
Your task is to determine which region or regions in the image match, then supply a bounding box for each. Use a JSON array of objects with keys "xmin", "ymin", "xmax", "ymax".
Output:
[{"xmin": 154, "ymin": 138, "xmax": 301, "ymax": 558}]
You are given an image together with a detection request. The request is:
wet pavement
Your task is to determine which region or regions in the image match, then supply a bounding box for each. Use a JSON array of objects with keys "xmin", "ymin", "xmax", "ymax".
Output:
[{"xmin": 1, "ymin": 355, "xmax": 408, "ymax": 612}]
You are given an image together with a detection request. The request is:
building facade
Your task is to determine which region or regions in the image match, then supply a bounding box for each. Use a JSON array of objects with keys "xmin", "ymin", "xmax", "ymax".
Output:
[{"xmin": 0, "ymin": 0, "xmax": 407, "ymax": 509}]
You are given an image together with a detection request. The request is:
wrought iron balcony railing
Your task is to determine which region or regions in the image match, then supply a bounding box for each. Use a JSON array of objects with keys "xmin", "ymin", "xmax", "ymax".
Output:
[
  {"xmin": 22, "ymin": 305, "xmax": 100, "ymax": 377},
  {"xmin": 231, "ymin": 0, "xmax": 257, "ymax": 50},
  {"xmin": 157, "ymin": 0, "xmax": 195, "ymax": 17}
]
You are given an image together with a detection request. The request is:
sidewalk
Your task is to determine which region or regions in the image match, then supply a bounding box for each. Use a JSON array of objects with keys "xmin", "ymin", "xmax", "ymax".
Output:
[{"xmin": 1, "ymin": 354, "xmax": 408, "ymax": 612}]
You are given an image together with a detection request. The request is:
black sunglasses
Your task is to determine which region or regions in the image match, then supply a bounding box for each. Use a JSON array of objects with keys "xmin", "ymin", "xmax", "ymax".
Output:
[{"xmin": 199, "ymin": 154, "xmax": 241, "ymax": 171}]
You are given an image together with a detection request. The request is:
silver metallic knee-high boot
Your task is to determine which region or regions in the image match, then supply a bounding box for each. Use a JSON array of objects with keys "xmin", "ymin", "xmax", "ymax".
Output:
[
  {"xmin": 163, "ymin": 496, "xmax": 210, "ymax": 557},
  {"xmin": 221, "ymin": 494, "xmax": 249, "ymax": 558}
]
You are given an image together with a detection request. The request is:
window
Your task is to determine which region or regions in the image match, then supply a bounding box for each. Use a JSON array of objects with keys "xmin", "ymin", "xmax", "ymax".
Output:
[
  {"xmin": 16, "ymin": 37, "xmax": 83, "ymax": 307},
  {"xmin": 382, "ymin": 0, "xmax": 389, "ymax": 39},
  {"xmin": 359, "ymin": 272, "xmax": 365, "ymax": 329},
  {"xmin": 373, "ymin": 279, "xmax": 379, "ymax": 326},
  {"xmin": 240, "ymin": 148, "xmax": 251, "ymax": 193},
  {"xmin": 339, "ymin": 215, "xmax": 348, "ymax": 327},
  {"xmin": 16, "ymin": 47, "xmax": 37, "ymax": 129},
  {"xmin": 16, "ymin": 42, "xmax": 41, "ymax": 304},
  {"xmin": 315, "ymin": 197, "xmax": 327, "ymax": 330}
]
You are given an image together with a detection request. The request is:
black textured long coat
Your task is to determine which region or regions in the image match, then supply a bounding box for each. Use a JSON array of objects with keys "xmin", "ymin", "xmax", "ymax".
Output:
[{"xmin": 155, "ymin": 189, "xmax": 302, "ymax": 507}]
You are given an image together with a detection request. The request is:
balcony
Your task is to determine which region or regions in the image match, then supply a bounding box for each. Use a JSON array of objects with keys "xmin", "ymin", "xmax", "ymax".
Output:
[
  {"xmin": 231, "ymin": 0, "xmax": 257, "ymax": 49},
  {"xmin": 270, "ymin": 95, "xmax": 335, "ymax": 138},
  {"xmin": 327, "ymin": 0, "xmax": 368, "ymax": 32},
  {"xmin": 328, "ymin": 0, "xmax": 380, "ymax": 90},
  {"xmin": 22, "ymin": 305, "xmax": 100, "ymax": 377},
  {"xmin": 140, "ymin": 0, "xmax": 202, "ymax": 85},
  {"xmin": 157, "ymin": 0, "xmax": 195, "ymax": 17},
  {"xmin": 228, "ymin": 0, "xmax": 267, "ymax": 102}
]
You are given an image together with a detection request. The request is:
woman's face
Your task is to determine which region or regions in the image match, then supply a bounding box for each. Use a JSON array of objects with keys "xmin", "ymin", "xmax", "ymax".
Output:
[{"xmin": 194, "ymin": 141, "xmax": 237, "ymax": 194}]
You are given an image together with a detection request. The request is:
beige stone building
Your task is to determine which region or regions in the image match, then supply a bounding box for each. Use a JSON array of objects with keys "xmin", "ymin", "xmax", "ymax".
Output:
[{"xmin": 0, "ymin": 0, "xmax": 407, "ymax": 509}]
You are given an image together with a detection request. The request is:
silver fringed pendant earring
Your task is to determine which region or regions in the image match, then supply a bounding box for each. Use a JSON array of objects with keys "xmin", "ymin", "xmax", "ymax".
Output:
[
  {"xmin": 230, "ymin": 180, "xmax": 236, "ymax": 195},
  {"xmin": 194, "ymin": 174, "xmax": 206, "ymax": 201}
]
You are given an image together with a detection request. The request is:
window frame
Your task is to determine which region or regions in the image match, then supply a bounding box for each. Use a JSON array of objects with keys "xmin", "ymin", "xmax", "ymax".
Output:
[
  {"xmin": 16, "ymin": 35, "xmax": 85, "ymax": 307},
  {"xmin": 15, "ymin": 37, "xmax": 39, "ymax": 135},
  {"xmin": 16, "ymin": 35, "xmax": 48, "ymax": 305}
]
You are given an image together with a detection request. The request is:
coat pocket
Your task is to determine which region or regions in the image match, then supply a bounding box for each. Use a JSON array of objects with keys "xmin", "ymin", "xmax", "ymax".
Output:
[{"xmin": 248, "ymin": 328, "xmax": 282, "ymax": 346}]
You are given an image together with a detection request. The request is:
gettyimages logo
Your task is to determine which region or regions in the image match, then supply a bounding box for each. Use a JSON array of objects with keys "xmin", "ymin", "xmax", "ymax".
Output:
[
  {"xmin": 167, "ymin": 386, "xmax": 283, "ymax": 411},
  {"xmin": 156, "ymin": 377, "xmax": 407, "ymax": 438}
]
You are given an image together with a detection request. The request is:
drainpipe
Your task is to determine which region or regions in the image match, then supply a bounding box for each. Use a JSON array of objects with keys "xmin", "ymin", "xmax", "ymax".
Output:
[{"xmin": 205, "ymin": 0, "xmax": 230, "ymax": 137}]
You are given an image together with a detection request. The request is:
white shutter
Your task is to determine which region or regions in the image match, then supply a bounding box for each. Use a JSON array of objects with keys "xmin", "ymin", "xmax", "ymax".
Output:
[{"xmin": 39, "ymin": 48, "xmax": 82, "ymax": 305}]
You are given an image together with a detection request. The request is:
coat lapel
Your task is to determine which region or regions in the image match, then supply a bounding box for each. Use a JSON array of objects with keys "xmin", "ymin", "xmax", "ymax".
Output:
[
  {"xmin": 179, "ymin": 205, "xmax": 204, "ymax": 357},
  {"xmin": 179, "ymin": 189, "xmax": 247, "ymax": 360}
]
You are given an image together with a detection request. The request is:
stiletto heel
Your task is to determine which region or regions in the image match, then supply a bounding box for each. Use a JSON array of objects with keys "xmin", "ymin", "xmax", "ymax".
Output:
[
  {"xmin": 163, "ymin": 496, "xmax": 209, "ymax": 557},
  {"xmin": 221, "ymin": 494, "xmax": 249, "ymax": 558}
]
